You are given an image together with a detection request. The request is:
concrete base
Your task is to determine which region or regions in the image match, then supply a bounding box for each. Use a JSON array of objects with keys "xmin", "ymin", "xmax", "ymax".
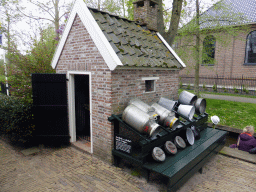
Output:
[{"xmin": 20, "ymin": 147, "xmax": 40, "ymax": 156}]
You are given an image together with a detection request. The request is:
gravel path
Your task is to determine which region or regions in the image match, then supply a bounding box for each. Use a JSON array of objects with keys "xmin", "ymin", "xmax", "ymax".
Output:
[{"xmin": 201, "ymin": 94, "xmax": 256, "ymax": 104}]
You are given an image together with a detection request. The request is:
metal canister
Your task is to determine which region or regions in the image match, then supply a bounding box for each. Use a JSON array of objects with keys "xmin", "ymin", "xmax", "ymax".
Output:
[
  {"xmin": 122, "ymin": 104, "xmax": 161, "ymax": 137},
  {"xmin": 158, "ymin": 97, "xmax": 177, "ymax": 111},
  {"xmin": 194, "ymin": 98, "xmax": 206, "ymax": 115},
  {"xmin": 178, "ymin": 90, "xmax": 198, "ymax": 105},
  {"xmin": 151, "ymin": 103, "xmax": 179, "ymax": 130},
  {"xmin": 128, "ymin": 98, "xmax": 160, "ymax": 121},
  {"xmin": 163, "ymin": 114, "xmax": 179, "ymax": 130}
]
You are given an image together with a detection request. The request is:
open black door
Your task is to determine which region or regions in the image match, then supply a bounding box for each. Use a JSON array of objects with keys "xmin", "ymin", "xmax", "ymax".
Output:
[
  {"xmin": 74, "ymin": 75, "xmax": 90, "ymax": 140},
  {"xmin": 32, "ymin": 73, "xmax": 70, "ymax": 145}
]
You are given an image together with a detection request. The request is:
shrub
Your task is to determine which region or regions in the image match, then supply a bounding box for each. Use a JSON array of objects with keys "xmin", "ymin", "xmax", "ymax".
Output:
[
  {"xmin": 203, "ymin": 83, "xmax": 207, "ymax": 91},
  {"xmin": 212, "ymin": 84, "xmax": 217, "ymax": 92},
  {"xmin": 0, "ymin": 94, "xmax": 35, "ymax": 142},
  {"xmin": 222, "ymin": 87, "xmax": 227, "ymax": 92},
  {"xmin": 187, "ymin": 84, "xmax": 191, "ymax": 89},
  {"xmin": 233, "ymin": 87, "xmax": 239, "ymax": 93},
  {"xmin": 242, "ymin": 85, "xmax": 249, "ymax": 94}
]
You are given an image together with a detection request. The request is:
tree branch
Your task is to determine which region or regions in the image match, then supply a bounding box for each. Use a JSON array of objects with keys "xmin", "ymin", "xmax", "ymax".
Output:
[{"xmin": 28, "ymin": 0, "xmax": 55, "ymax": 19}]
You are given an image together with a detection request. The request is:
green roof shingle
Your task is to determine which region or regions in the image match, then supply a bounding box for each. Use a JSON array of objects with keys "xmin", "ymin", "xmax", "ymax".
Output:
[{"xmin": 89, "ymin": 8, "xmax": 183, "ymax": 69}]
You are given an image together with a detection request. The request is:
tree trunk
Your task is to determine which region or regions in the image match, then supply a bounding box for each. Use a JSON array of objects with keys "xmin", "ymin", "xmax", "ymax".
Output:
[
  {"xmin": 157, "ymin": 0, "xmax": 165, "ymax": 35},
  {"xmin": 194, "ymin": 0, "xmax": 200, "ymax": 96},
  {"xmin": 98, "ymin": 0, "xmax": 101, "ymax": 10},
  {"xmin": 157, "ymin": 0, "xmax": 183, "ymax": 46},
  {"xmin": 54, "ymin": 0, "xmax": 60, "ymax": 41}
]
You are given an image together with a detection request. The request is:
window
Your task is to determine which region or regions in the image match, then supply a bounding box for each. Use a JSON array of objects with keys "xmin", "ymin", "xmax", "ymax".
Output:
[
  {"xmin": 145, "ymin": 80, "xmax": 154, "ymax": 92},
  {"xmin": 202, "ymin": 35, "xmax": 216, "ymax": 65},
  {"xmin": 245, "ymin": 30, "xmax": 256, "ymax": 64},
  {"xmin": 141, "ymin": 77, "xmax": 159, "ymax": 92}
]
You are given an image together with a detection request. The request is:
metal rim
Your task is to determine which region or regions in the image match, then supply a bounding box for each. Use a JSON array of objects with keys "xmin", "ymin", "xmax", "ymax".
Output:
[
  {"xmin": 195, "ymin": 98, "xmax": 206, "ymax": 115},
  {"xmin": 152, "ymin": 147, "xmax": 166, "ymax": 162},
  {"xmin": 186, "ymin": 128, "xmax": 195, "ymax": 145},
  {"xmin": 174, "ymin": 136, "xmax": 186, "ymax": 149},
  {"xmin": 164, "ymin": 141, "xmax": 177, "ymax": 155}
]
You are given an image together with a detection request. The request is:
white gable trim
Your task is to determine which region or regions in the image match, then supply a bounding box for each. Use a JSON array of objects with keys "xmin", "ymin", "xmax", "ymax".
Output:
[
  {"xmin": 51, "ymin": 0, "xmax": 123, "ymax": 70},
  {"xmin": 157, "ymin": 32, "xmax": 186, "ymax": 68}
]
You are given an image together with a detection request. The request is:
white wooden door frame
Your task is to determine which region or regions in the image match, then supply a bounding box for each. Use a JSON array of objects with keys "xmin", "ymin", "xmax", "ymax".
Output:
[{"xmin": 67, "ymin": 71, "xmax": 93, "ymax": 153}]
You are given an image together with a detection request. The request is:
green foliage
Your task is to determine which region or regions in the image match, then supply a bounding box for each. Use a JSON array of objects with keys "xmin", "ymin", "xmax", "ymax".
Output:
[
  {"xmin": 7, "ymin": 26, "xmax": 56, "ymax": 101},
  {"xmin": 222, "ymin": 86, "xmax": 227, "ymax": 92},
  {"xmin": 242, "ymin": 85, "xmax": 249, "ymax": 94},
  {"xmin": 187, "ymin": 84, "xmax": 191, "ymax": 89},
  {"xmin": 202, "ymin": 83, "xmax": 207, "ymax": 91},
  {"xmin": 0, "ymin": 94, "xmax": 35, "ymax": 141},
  {"xmin": 212, "ymin": 84, "xmax": 217, "ymax": 92},
  {"xmin": 126, "ymin": 0, "xmax": 136, "ymax": 20},
  {"xmin": 233, "ymin": 87, "xmax": 239, "ymax": 93},
  {"xmin": 102, "ymin": 0, "xmax": 122, "ymax": 15}
]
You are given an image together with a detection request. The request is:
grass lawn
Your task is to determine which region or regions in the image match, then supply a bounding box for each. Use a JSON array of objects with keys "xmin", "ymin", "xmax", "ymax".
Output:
[
  {"xmin": 206, "ymin": 98, "xmax": 256, "ymax": 131},
  {"xmin": 178, "ymin": 89, "xmax": 256, "ymax": 131}
]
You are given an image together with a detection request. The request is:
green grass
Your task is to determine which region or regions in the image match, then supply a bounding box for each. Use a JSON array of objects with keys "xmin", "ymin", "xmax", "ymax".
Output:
[
  {"xmin": 206, "ymin": 98, "xmax": 256, "ymax": 131},
  {"xmin": 178, "ymin": 89, "xmax": 256, "ymax": 130}
]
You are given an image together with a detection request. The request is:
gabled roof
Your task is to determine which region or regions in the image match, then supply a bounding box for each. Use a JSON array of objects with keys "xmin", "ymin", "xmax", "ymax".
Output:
[
  {"xmin": 51, "ymin": 0, "xmax": 185, "ymax": 70},
  {"xmin": 200, "ymin": 0, "xmax": 256, "ymax": 29}
]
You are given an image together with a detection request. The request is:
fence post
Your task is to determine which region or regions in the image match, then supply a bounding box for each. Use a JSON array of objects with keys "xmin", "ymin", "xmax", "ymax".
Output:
[{"xmin": 241, "ymin": 75, "xmax": 243, "ymax": 94}]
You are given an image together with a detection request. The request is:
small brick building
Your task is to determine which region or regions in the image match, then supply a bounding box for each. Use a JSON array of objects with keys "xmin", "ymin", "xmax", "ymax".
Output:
[
  {"xmin": 178, "ymin": 0, "xmax": 256, "ymax": 78},
  {"xmin": 51, "ymin": 0, "xmax": 185, "ymax": 162}
]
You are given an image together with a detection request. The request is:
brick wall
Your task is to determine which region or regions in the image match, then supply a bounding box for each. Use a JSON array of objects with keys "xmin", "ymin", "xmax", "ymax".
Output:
[
  {"xmin": 56, "ymin": 14, "xmax": 113, "ymax": 162},
  {"xmin": 133, "ymin": 0, "xmax": 158, "ymax": 31},
  {"xmin": 111, "ymin": 69, "xmax": 179, "ymax": 114},
  {"xmin": 55, "ymin": 14, "xmax": 180, "ymax": 163},
  {"xmin": 178, "ymin": 25, "xmax": 256, "ymax": 78}
]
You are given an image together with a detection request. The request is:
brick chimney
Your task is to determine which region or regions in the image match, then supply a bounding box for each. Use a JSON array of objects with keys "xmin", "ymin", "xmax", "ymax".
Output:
[{"xmin": 133, "ymin": 0, "xmax": 158, "ymax": 31}]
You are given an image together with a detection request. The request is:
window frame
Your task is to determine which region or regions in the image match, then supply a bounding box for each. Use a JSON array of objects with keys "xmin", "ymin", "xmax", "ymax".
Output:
[
  {"xmin": 202, "ymin": 35, "xmax": 216, "ymax": 66},
  {"xmin": 244, "ymin": 30, "xmax": 256, "ymax": 65},
  {"xmin": 141, "ymin": 77, "xmax": 159, "ymax": 93}
]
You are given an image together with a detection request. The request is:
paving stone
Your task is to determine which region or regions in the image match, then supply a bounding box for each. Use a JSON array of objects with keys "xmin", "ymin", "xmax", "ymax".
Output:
[
  {"xmin": 1, "ymin": 138, "xmax": 256, "ymax": 191},
  {"xmin": 20, "ymin": 147, "xmax": 40, "ymax": 156}
]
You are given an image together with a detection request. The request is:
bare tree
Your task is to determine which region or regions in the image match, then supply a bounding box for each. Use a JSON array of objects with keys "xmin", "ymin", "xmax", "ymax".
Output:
[
  {"xmin": 157, "ymin": 0, "xmax": 184, "ymax": 46},
  {"xmin": 17, "ymin": 0, "xmax": 72, "ymax": 41}
]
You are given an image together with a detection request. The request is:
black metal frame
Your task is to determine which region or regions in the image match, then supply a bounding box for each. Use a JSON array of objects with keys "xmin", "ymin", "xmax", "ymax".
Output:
[{"xmin": 108, "ymin": 113, "xmax": 209, "ymax": 165}]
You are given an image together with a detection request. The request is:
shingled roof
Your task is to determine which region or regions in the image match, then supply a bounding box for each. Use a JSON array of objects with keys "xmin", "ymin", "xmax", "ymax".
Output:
[
  {"xmin": 200, "ymin": 0, "xmax": 256, "ymax": 29},
  {"xmin": 51, "ymin": 0, "xmax": 185, "ymax": 70}
]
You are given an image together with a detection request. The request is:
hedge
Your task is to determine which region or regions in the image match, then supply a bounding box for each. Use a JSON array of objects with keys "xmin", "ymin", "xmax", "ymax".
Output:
[{"xmin": 0, "ymin": 94, "xmax": 35, "ymax": 142}]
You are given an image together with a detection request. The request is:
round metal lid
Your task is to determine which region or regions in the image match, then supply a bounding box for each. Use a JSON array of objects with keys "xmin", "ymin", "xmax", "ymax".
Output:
[
  {"xmin": 174, "ymin": 136, "xmax": 186, "ymax": 149},
  {"xmin": 164, "ymin": 141, "xmax": 177, "ymax": 155},
  {"xmin": 152, "ymin": 147, "xmax": 166, "ymax": 162},
  {"xmin": 186, "ymin": 128, "xmax": 195, "ymax": 145}
]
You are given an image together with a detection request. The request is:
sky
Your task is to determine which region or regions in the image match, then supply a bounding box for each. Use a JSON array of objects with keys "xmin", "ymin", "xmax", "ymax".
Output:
[{"xmin": 0, "ymin": 0, "xmax": 219, "ymax": 55}]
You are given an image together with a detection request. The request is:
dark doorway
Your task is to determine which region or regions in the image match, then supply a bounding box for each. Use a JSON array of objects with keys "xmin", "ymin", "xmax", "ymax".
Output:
[{"xmin": 74, "ymin": 75, "xmax": 90, "ymax": 141}]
